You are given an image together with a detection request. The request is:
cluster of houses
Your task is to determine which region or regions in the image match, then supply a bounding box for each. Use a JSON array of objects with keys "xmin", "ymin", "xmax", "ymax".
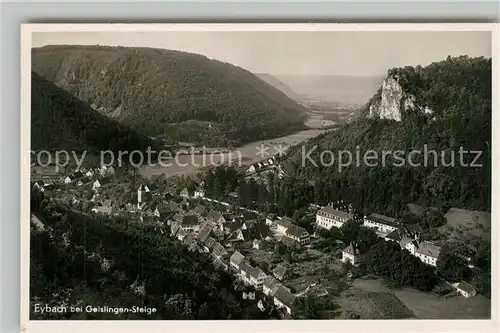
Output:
[
  {"xmin": 230, "ymin": 251, "xmax": 296, "ymax": 315},
  {"xmin": 163, "ymin": 200, "xmax": 312, "ymax": 315},
  {"xmin": 31, "ymin": 165, "xmax": 116, "ymax": 194},
  {"xmin": 273, "ymin": 217, "xmax": 311, "ymax": 248},
  {"xmin": 245, "ymin": 156, "xmax": 286, "ymax": 179}
]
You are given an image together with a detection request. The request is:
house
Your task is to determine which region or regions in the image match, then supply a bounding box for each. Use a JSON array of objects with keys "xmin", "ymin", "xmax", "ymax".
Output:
[
  {"xmin": 400, "ymin": 236, "xmax": 418, "ymax": 255},
  {"xmin": 273, "ymin": 285, "xmax": 296, "ymax": 315},
  {"xmin": 246, "ymin": 164, "xmax": 257, "ymax": 174},
  {"xmin": 106, "ymin": 166, "xmax": 115, "ymax": 175},
  {"xmin": 30, "ymin": 214, "xmax": 46, "ymax": 232},
  {"xmin": 236, "ymin": 229, "xmax": 251, "ymax": 242},
  {"xmin": 249, "ymin": 267, "xmax": 267, "ymax": 290},
  {"xmin": 203, "ymin": 237, "xmax": 216, "ymax": 253},
  {"xmin": 176, "ymin": 229, "xmax": 188, "ymax": 241},
  {"xmin": 363, "ymin": 213, "xmax": 400, "ymax": 235},
  {"xmin": 193, "ymin": 187, "xmax": 205, "ymax": 198},
  {"xmin": 276, "ymin": 218, "xmax": 292, "ymax": 234},
  {"xmin": 213, "ymin": 257, "xmax": 229, "ymax": 272},
  {"xmin": 207, "ymin": 210, "xmax": 226, "ymax": 225},
  {"xmin": 239, "ymin": 261, "xmax": 253, "ymax": 283},
  {"xmin": 384, "ymin": 228, "xmax": 404, "ymax": 243},
  {"xmin": 401, "ymin": 224, "xmax": 423, "ymax": 240},
  {"xmin": 98, "ymin": 165, "xmax": 114, "ymax": 177},
  {"xmin": 67, "ymin": 171, "xmax": 84, "ymax": 183},
  {"xmin": 157, "ymin": 200, "xmax": 181, "ymax": 218},
  {"xmin": 76, "ymin": 176, "xmax": 92, "ymax": 187},
  {"xmin": 197, "ymin": 224, "xmax": 214, "ymax": 243},
  {"xmin": 253, "ymin": 239, "xmax": 263, "ymax": 250},
  {"xmin": 32, "ymin": 179, "xmax": 45, "ymax": 188},
  {"xmin": 284, "ymin": 224, "xmax": 310, "ymax": 246},
  {"xmin": 212, "ymin": 242, "xmax": 229, "ymax": 260},
  {"xmin": 262, "ymin": 276, "xmax": 280, "ymax": 297},
  {"xmin": 316, "ymin": 206, "xmax": 353, "ymax": 230},
  {"xmin": 152, "ymin": 206, "xmax": 161, "ymax": 218},
  {"xmin": 93, "ymin": 200, "xmax": 117, "ymax": 215},
  {"xmin": 272, "ymin": 264, "xmax": 287, "ymax": 281},
  {"xmin": 183, "ymin": 233, "xmax": 197, "ymax": 247},
  {"xmin": 342, "ymin": 243, "xmax": 360, "ymax": 266},
  {"xmin": 230, "ymin": 251, "xmax": 245, "ymax": 271},
  {"xmin": 280, "ymin": 236, "xmax": 301, "ymax": 250},
  {"xmin": 179, "ymin": 215, "xmax": 201, "ymax": 232},
  {"xmin": 85, "ymin": 169, "xmax": 95, "ymax": 177},
  {"xmin": 266, "ymin": 214, "xmax": 277, "ymax": 226},
  {"xmin": 414, "ymin": 241, "xmax": 441, "ymax": 267},
  {"xmin": 224, "ymin": 220, "xmax": 243, "ymax": 235},
  {"xmin": 192, "ymin": 204, "xmax": 207, "ymax": 217},
  {"xmin": 456, "ymin": 281, "xmax": 476, "ymax": 298},
  {"xmin": 92, "ymin": 177, "xmax": 113, "ymax": 191},
  {"xmin": 71, "ymin": 196, "xmax": 80, "ymax": 205},
  {"xmin": 180, "ymin": 188, "xmax": 190, "ymax": 198},
  {"xmin": 170, "ymin": 224, "xmax": 180, "ymax": 237}
]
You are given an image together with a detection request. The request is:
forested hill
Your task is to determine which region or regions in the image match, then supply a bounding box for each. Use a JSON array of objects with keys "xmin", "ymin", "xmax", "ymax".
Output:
[
  {"xmin": 281, "ymin": 56, "xmax": 491, "ymax": 216},
  {"xmin": 31, "ymin": 71, "xmax": 162, "ymax": 154},
  {"xmin": 255, "ymin": 73, "xmax": 304, "ymax": 100},
  {"xmin": 32, "ymin": 45, "xmax": 307, "ymax": 147}
]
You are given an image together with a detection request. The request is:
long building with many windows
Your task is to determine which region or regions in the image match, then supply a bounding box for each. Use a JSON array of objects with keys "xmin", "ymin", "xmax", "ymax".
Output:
[{"xmin": 363, "ymin": 213, "xmax": 400, "ymax": 235}]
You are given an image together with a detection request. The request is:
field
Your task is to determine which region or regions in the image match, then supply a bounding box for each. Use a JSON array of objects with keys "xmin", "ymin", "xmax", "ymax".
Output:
[
  {"xmin": 393, "ymin": 288, "xmax": 491, "ymax": 319},
  {"xmin": 339, "ymin": 278, "xmax": 491, "ymax": 319},
  {"xmin": 439, "ymin": 208, "xmax": 491, "ymax": 242}
]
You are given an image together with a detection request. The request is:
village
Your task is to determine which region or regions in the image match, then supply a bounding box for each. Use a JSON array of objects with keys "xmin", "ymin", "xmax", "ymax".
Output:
[{"xmin": 30, "ymin": 161, "xmax": 491, "ymax": 319}]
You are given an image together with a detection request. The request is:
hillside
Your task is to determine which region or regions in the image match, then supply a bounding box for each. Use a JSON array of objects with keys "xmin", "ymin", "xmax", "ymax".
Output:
[
  {"xmin": 30, "ymin": 201, "xmax": 274, "ymax": 319},
  {"xmin": 32, "ymin": 45, "xmax": 307, "ymax": 147},
  {"xmin": 31, "ymin": 71, "xmax": 162, "ymax": 154},
  {"xmin": 280, "ymin": 56, "xmax": 491, "ymax": 216},
  {"xmin": 276, "ymin": 74, "xmax": 383, "ymax": 106}
]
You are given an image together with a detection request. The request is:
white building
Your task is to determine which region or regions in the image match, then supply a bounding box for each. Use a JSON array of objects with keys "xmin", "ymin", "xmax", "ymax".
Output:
[
  {"xmin": 194, "ymin": 187, "xmax": 205, "ymax": 198},
  {"xmin": 455, "ymin": 281, "xmax": 476, "ymax": 298},
  {"xmin": 342, "ymin": 243, "xmax": 360, "ymax": 266},
  {"xmin": 284, "ymin": 224, "xmax": 310, "ymax": 246},
  {"xmin": 273, "ymin": 285, "xmax": 296, "ymax": 315},
  {"xmin": 230, "ymin": 251, "xmax": 245, "ymax": 271},
  {"xmin": 316, "ymin": 206, "xmax": 353, "ymax": 230},
  {"xmin": 276, "ymin": 217, "xmax": 292, "ymax": 234},
  {"xmin": 262, "ymin": 276, "xmax": 280, "ymax": 297},
  {"xmin": 249, "ymin": 267, "xmax": 267, "ymax": 290},
  {"xmin": 414, "ymin": 241, "xmax": 441, "ymax": 267},
  {"xmin": 400, "ymin": 236, "xmax": 418, "ymax": 255},
  {"xmin": 363, "ymin": 213, "xmax": 400, "ymax": 235}
]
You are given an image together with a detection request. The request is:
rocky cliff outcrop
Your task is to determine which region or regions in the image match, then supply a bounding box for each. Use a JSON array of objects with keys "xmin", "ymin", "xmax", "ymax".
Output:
[{"xmin": 367, "ymin": 76, "xmax": 433, "ymax": 122}]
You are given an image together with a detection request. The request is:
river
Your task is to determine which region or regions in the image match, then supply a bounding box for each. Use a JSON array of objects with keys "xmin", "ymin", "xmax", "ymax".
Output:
[{"xmin": 139, "ymin": 115, "xmax": 334, "ymax": 179}]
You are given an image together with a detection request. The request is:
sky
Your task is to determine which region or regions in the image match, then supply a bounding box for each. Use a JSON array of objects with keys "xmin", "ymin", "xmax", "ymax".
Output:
[{"xmin": 32, "ymin": 31, "xmax": 492, "ymax": 76}]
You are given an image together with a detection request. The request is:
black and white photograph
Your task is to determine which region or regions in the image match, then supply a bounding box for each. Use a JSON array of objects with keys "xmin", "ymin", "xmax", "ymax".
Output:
[{"xmin": 24, "ymin": 24, "xmax": 494, "ymax": 324}]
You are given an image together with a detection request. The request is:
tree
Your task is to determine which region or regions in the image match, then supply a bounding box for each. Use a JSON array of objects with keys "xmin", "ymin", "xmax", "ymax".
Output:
[
  {"xmin": 421, "ymin": 208, "xmax": 446, "ymax": 229},
  {"xmin": 339, "ymin": 220, "xmax": 361, "ymax": 245},
  {"xmin": 356, "ymin": 227, "xmax": 379, "ymax": 254},
  {"xmin": 293, "ymin": 295, "xmax": 324, "ymax": 319}
]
